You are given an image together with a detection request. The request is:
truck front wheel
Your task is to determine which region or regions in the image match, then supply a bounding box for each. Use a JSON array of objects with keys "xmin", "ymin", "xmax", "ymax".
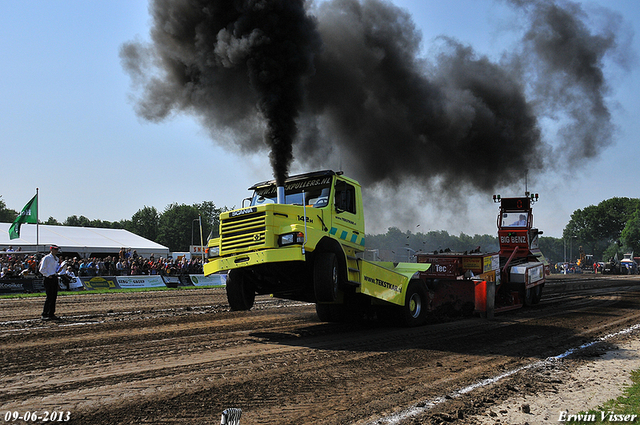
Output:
[
  {"xmin": 226, "ymin": 269, "xmax": 256, "ymax": 311},
  {"xmin": 314, "ymin": 252, "xmax": 339, "ymax": 303},
  {"xmin": 400, "ymin": 281, "xmax": 428, "ymax": 327}
]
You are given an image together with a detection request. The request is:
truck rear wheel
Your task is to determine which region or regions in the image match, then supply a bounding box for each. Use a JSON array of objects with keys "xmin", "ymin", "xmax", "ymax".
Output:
[
  {"xmin": 314, "ymin": 252, "xmax": 339, "ymax": 303},
  {"xmin": 523, "ymin": 284, "xmax": 543, "ymax": 307},
  {"xmin": 400, "ymin": 281, "xmax": 428, "ymax": 327},
  {"xmin": 226, "ymin": 269, "xmax": 255, "ymax": 311},
  {"xmin": 531, "ymin": 284, "xmax": 542, "ymax": 305}
]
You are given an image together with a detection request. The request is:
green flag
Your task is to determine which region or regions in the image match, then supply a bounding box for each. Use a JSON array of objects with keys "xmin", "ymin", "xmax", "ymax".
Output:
[{"xmin": 9, "ymin": 194, "xmax": 38, "ymax": 240}]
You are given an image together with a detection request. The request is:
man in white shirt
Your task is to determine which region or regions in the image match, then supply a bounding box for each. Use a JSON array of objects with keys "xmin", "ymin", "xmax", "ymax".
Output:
[{"xmin": 39, "ymin": 245, "xmax": 61, "ymax": 320}]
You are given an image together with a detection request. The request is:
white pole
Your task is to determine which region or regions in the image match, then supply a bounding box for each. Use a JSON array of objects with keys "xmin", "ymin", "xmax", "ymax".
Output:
[
  {"xmin": 570, "ymin": 239, "xmax": 573, "ymax": 265},
  {"xmin": 198, "ymin": 215, "xmax": 204, "ymax": 261},
  {"xmin": 563, "ymin": 238, "xmax": 567, "ymax": 274}
]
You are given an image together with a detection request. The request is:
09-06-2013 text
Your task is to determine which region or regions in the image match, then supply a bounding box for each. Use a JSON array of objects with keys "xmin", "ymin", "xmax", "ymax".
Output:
[{"xmin": 3, "ymin": 411, "xmax": 70, "ymax": 422}]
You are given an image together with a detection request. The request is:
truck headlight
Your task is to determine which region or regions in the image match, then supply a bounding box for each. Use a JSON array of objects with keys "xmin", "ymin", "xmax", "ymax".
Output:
[
  {"xmin": 206, "ymin": 246, "xmax": 220, "ymax": 258},
  {"xmin": 278, "ymin": 232, "xmax": 305, "ymax": 246}
]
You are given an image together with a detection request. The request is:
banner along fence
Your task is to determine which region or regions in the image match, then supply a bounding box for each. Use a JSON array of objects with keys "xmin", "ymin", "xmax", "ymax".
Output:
[{"xmin": 0, "ymin": 273, "xmax": 227, "ymax": 294}]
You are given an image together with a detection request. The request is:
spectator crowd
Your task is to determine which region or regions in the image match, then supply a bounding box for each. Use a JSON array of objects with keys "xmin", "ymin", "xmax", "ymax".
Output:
[{"xmin": 1, "ymin": 246, "xmax": 203, "ymax": 280}]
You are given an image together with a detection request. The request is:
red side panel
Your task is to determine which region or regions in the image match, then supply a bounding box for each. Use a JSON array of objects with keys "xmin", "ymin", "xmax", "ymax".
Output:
[{"xmin": 417, "ymin": 256, "xmax": 462, "ymax": 279}]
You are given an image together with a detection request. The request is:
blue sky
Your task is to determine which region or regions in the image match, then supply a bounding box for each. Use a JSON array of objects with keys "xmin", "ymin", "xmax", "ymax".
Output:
[{"xmin": 1, "ymin": 0, "xmax": 638, "ymax": 239}]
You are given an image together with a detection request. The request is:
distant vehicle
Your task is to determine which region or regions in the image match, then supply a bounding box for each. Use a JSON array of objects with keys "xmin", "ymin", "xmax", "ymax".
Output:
[
  {"xmin": 577, "ymin": 248, "xmax": 595, "ymax": 273},
  {"xmin": 603, "ymin": 257, "xmax": 620, "ymax": 275},
  {"xmin": 620, "ymin": 253, "xmax": 639, "ymax": 275},
  {"xmin": 603, "ymin": 253, "xmax": 638, "ymax": 275}
]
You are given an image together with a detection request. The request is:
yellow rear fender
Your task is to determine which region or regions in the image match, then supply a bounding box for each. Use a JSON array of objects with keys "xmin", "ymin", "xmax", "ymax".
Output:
[{"xmin": 358, "ymin": 261, "xmax": 430, "ymax": 306}]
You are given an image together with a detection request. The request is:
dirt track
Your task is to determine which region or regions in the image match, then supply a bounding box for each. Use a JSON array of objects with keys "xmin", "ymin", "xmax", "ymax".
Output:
[{"xmin": 2, "ymin": 274, "xmax": 640, "ymax": 424}]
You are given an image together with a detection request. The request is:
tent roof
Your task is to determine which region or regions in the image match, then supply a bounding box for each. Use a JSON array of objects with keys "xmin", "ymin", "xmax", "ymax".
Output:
[{"xmin": 0, "ymin": 223, "xmax": 169, "ymax": 256}]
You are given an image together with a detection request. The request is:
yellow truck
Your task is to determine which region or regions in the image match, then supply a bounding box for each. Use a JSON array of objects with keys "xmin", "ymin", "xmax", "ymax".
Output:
[
  {"xmin": 204, "ymin": 170, "xmax": 435, "ymax": 326},
  {"xmin": 204, "ymin": 170, "xmax": 545, "ymax": 324}
]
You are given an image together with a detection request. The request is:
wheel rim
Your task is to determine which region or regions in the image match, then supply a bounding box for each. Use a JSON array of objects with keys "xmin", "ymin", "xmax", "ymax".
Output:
[
  {"xmin": 331, "ymin": 261, "xmax": 339, "ymax": 297},
  {"xmin": 409, "ymin": 293, "xmax": 422, "ymax": 319}
]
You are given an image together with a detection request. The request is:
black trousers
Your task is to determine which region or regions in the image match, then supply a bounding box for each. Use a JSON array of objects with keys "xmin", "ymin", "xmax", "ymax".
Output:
[{"xmin": 42, "ymin": 276, "xmax": 59, "ymax": 317}]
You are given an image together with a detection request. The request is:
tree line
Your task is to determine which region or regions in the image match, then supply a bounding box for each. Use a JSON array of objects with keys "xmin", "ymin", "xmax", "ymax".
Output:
[
  {"xmin": 563, "ymin": 197, "xmax": 640, "ymax": 262},
  {"xmin": 366, "ymin": 227, "xmax": 500, "ymax": 261},
  {"xmin": 1, "ymin": 195, "xmax": 638, "ymax": 261},
  {"xmin": 366, "ymin": 227, "xmax": 566, "ymax": 264},
  {"xmin": 0, "ymin": 196, "xmax": 228, "ymax": 253},
  {"xmin": 367, "ymin": 197, "xmax": 640, "ymax": 264}
]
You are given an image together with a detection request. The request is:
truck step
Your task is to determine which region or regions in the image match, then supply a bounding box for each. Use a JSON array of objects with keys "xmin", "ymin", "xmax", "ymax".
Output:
[{"xmin": 346, "ymin": 253, "xmax": 361, "ymax": 287}]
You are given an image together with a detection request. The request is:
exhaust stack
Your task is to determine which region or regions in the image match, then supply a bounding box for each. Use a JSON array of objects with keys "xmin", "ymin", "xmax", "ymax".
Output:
[{"xmin": 277, "ymin": 186, "xmax": 285, "ymax": 204}]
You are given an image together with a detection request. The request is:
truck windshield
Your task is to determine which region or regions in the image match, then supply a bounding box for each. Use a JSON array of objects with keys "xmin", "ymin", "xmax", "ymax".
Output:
[
  {"xmin": 251, "ymin": 180, "xmax": 332, "ymax": 208},
  {"xmin": 501, "ymin": 212, "xmax": 529, "ymax": 228}
]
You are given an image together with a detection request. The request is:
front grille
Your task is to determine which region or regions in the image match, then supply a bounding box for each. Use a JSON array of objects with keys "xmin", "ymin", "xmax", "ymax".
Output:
[{"xmin": 220, "ymin": 211, "xmax": 266, "ymax": 253}]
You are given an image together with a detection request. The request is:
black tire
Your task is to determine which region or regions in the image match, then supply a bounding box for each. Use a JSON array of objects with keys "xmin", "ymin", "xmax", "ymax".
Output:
[
  {"xmin": 523, "ymin": 283, "xmax": 543, "ymax": 307},
  {"xmin": 400, "ymin": 281, "xmax": 428, "ymax": 327},
  {"xmin": 226, "ymin": 269, "xmax": 255, "ymax": 311},
  {"xmin": 523, "ymin": 287, "xmax": 532, "ymax": 307},
  {"xmin": 314, "ymin": 252, "xmax": 339, "ymax": 302},
  {"xmin": 531, "ymin": 284, "xmax": 542, "ymax": 305}
]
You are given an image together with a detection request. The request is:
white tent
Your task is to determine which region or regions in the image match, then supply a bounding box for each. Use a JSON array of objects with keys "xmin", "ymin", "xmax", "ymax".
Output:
[{"xmin": 0, "ymin": 223, "xmax": 169, "ymax": 258}]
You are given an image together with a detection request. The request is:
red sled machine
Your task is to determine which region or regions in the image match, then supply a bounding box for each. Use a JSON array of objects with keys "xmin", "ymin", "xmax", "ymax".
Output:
[{"xmin": 416, "ymin": 193, "xmax": 547, "ymax": 318}]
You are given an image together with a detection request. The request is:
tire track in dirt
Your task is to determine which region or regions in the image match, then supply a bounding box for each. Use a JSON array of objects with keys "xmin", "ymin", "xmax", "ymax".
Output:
[{"xmin": 2, "ymin": 278, "xmax": 640, "ymax": 424}]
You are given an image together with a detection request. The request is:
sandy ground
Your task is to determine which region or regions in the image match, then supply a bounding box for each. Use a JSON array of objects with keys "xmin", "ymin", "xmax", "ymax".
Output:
[{"xmin": 468, "ymin": 333, "xmax": 640, "ymax": 424}]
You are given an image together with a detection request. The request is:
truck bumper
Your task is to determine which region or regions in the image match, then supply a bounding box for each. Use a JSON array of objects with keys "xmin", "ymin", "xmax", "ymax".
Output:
[{"xmin": 203, "ymin": 246, "xmax": 306, "ymax": 276}]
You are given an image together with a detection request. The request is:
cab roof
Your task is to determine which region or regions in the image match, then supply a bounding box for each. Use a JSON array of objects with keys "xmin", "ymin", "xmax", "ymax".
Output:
[{"xmin": 248, "ymin": 170, "xmax": 343, "ymax": 190}]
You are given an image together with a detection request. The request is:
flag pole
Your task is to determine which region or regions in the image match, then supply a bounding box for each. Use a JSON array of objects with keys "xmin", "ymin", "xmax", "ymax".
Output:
[{"xmin": 36, "ymin": 188, "xmax": 39, "ymax": 252}]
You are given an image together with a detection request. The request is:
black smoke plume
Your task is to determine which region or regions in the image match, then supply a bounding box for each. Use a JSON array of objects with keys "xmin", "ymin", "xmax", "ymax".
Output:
[
  {"xmin": 121, "ymin": 0, "xmax": 629, "ymax": 194},
  {"xmin": 121, "ymin": 0, "xmax": 320, "ymax": 186}
]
